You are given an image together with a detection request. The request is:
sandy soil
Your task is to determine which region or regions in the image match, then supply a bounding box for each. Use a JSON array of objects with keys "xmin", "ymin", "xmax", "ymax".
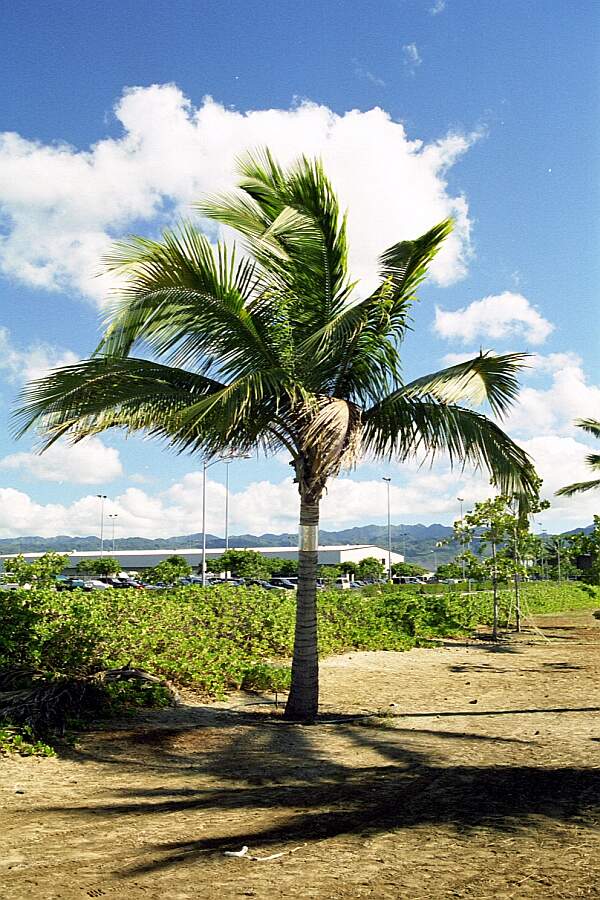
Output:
[{"xmin": 1, "ymin": 610, "xmax": 599, "ymax": 900}]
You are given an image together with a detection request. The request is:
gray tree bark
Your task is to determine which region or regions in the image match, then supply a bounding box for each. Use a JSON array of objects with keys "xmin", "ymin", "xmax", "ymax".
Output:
[{"xmin": 284, "ymin": 494, "xmax": 320, "ymax": 722}]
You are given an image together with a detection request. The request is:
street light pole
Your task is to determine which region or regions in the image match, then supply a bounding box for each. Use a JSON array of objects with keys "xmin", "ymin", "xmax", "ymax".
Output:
[
  {"xmin": 224, "ymin": 461, "xmax": 231, "ymax": 551},
  {"xmin": 457, "ymin": 497, "xmax": 465, "ymax": 582},
  {"xmin": 96, "ymin": 495, "xmax": 107, "ymax": 556},
  {"xmin": 201, "ymin": 455, "xmax": 250, "ymax": 585},
  {"xmin": 108, "ymin": 514, "xmax": 118, "ymax": 554},
  {"xmin": 201, "ymin": 461, "xmax": 208, "ymax": 586},
  {"xmin": 382, "ymin": 477, "xmax": 392, "ymax": 581}
]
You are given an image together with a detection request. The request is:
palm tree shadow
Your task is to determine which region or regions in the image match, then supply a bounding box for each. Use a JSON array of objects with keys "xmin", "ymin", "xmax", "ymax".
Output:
[{"xmin": 43, "ymin": 707, "xmax": 600, "ymax": 877}]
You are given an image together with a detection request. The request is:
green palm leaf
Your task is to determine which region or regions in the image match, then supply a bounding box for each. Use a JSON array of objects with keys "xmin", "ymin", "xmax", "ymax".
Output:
[
  {"xmin": 363, "ymin": 394, "xmax": 537, "ymax": 500},
  {"xmin": 556, "ymin": 418, "xmax": 600, "ymax": 497},
  {"xmin": 399, "ymin": 351, "xmax": 528, "ymax": 417}
]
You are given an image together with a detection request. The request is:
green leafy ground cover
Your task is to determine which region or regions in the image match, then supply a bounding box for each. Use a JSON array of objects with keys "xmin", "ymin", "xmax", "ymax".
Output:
[{"xmin": 0, "ymin": 581, "xmax": 597, "ymax": 753}]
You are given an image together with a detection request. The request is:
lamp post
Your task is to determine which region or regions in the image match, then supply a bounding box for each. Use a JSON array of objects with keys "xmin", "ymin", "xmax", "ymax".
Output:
[
  {"xmin": 96, "ymin": 495, "xmax": 107, "ymax": 556},
  {"xmin": 400, "ymin": 530, "xmax": 408, "ymax": 562},
  {"xmin": 382, "ymin": 477, "xmax": 392, "ymax": 581},
  {"xmin": 201, "ymin": 455, "xmax": 249, "ymax": 586},
  {"xmin": 108, "ymin": 514, "xmax": 118, "ymax": 554},
  {"xmin": 431, "ymin": 548, "xmax": 438, "ymax": 573},
  {"xmin": 224, "ymin": 461, "xmax": 234, "ymax": 551},
  {"xmin": 457, "ymin": 497, "xmax": 466, "ymax": 582}
]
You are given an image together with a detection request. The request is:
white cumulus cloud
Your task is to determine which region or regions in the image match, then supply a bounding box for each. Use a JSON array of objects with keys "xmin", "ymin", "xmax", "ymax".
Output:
[
  {"xmin": 0, "ymin": 84, "xmax": 477, "ymax": 305},
  {"xmin": 434, "ymin": 292, "xmax": 554, "ymax": 345},
  {"xmin": 0, "ymin": 437, "xmax": 123, "ymax": 485}
]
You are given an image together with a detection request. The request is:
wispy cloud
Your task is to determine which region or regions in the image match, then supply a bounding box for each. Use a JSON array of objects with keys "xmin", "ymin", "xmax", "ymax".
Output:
[
  {"xmin": 353, "ymin": 60, "xmax": 386, "ymax": 88},
  {"xmin": 402, "ymin": 43, "xmax": 422, "ymax": 74},
  {"xmin": 429, "ymin": 0, "xmax": 446, "ymax": 15}
]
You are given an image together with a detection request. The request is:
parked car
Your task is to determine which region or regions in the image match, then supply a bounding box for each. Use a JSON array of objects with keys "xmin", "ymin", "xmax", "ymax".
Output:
[
  {"xmin": 56, "ymin": 578, "xmax": 86, "ymax": 591},
  {"xmin": 268, "ymin": 577, "xmax": 296, "ymax": 590}
]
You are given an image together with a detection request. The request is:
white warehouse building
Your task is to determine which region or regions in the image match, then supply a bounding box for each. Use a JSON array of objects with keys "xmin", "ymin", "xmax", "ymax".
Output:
[{"xmin": 3, "ymin": 544, "xmax": 404, "ymax": 573}]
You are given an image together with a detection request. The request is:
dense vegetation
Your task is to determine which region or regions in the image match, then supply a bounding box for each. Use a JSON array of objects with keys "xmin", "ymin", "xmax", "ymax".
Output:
[{"xmin": 2, "ymin": 579, "xmax": 597, "ymax": 708}]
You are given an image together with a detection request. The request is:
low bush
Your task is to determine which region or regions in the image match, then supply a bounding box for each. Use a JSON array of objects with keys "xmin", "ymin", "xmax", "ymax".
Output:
[
  {"xmin": 0, "ymin": 578, "xmax": 595, "ymax": 746},
  {"xmin": 0, "ymin": 725, "xmax": 55, "ymax": 757}
]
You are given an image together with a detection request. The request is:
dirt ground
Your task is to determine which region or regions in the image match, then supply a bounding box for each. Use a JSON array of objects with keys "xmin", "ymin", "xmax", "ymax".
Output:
[{"xmin": 2, "ymin": 610, "xmax": 599, "ymax": 900}]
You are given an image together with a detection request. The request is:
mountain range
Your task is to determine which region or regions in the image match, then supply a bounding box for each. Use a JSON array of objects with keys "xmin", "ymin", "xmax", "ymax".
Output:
[
  {"xmin": 0, "ymin": 522, "xmax": 591, "ymax": 569},
  {"xmin": 0, "ymin": 523, "xmax": 454, "ymax": 567}
]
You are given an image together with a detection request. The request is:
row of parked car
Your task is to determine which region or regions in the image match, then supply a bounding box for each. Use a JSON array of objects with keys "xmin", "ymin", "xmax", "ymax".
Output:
[{"xmin": 1, "ymin": 574, "xmax": 387, "ymax": 592}]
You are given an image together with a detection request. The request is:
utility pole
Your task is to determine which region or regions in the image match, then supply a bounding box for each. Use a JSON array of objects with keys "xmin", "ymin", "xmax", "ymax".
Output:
[
  {"xmin": 382, "ymin": 477, "xmax": 392, "ymax": 581},
  {"xmin": 96, "ymin": 495, "xmax": 107, "ymax": 556},
  {"xmin": 202, "ymin": 455, "xmax": 250, "ymax": 586},
  {"xmin": 457, "ymin": 497, "xmax": 465, "ymax": 582},
  {"xmin": 108, "ymin": 514, "xmax": 118, "ymax": 554},
  {"xmin": 224, "ymin": 461, "xmax": 231, "ymax": 551}
]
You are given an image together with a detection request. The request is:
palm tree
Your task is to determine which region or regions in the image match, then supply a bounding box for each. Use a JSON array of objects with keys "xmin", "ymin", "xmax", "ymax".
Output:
[
  {"xmin": 556, "ymin": 419, "xmax": 600, "ymax": 496},
  {"xmin": 14, "ymin": 150, "xmax": 537, "ymax": 722}
]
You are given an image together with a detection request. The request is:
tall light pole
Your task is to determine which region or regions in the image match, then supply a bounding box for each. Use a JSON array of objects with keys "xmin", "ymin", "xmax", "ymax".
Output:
[
  {"xmin": 457, "ymin": 497, "xmax": 466, "ymax": 582},
  {"xmin": 400, "ymin": 530, "xmax": 408, "ymax": 562},
  {"xmin": 96, "ymin": 495, "xmax": 107, "ymax": 556},
  {"xmin": 431, "ymin": 546, "xmax": 439, "ymax": 573},
  {"xmin": 108, "ymin": 514, "xmax": 118, "ymax": 554},
  {"xmin": 201, "ymin": 455, "xmax": 249, "ymax": 586},
  {"xmin": 382, "ymin": 477, "xmax": 392, "ymax": 581},
  {"xmin": 224, "ymin": 461, "xmax": 232, "ymax": 551},
  {"xmin": 201, "ymin": 460, "xmax": 210, "ymax": 586}
]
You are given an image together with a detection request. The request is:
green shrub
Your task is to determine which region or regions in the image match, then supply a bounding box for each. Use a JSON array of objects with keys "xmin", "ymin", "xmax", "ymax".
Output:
[
  {"xmin": 1, "ymin": 579, "xmax": 595, "ymax": 724},
  {"xmin": 0, "ymin": 725, "xmax": 55, "ymax": 757}
]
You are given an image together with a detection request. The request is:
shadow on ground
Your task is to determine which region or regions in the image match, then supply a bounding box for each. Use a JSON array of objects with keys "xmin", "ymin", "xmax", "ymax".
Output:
[{"xmin": 43, "ymin": 705, "xmax": 600, "ymax": 877}]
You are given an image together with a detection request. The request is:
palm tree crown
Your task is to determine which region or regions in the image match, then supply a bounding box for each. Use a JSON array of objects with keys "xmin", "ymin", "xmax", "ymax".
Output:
[
  {"xmin": 15, "ymin": 150, "xmax": 538, "ymax": 720},
  {"xmin": 556, "ymin": 419, "xmax": 600, "ymax": 497}
]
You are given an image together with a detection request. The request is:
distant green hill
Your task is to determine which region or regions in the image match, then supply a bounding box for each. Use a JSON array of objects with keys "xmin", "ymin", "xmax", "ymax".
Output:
[{"xmin": 0, "ymin": 522, "xmax": 587, "ymax": 568}]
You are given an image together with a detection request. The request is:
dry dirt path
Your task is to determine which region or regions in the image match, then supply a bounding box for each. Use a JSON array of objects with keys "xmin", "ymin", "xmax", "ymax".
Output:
[{"xmin": 1, "ymin": 610, "xmax": 599, "ymax": 900}]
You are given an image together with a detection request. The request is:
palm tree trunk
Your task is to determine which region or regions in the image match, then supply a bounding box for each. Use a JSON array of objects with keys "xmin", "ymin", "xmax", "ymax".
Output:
[{"xmin": 284, "ymin": 494, "xmax": 320, "ymax": 722}]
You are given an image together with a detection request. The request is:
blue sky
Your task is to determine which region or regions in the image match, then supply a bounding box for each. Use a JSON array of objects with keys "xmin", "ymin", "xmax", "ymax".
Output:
[{"xmin": 0, "ymin": 0, "xmax": 598, "ymax": 538}]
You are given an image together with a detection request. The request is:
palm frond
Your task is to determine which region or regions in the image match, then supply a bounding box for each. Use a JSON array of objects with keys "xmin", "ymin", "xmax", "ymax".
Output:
[
  {"xmin": 363, "ymin": 394, "xmax": 538, "ymax": 501},
  {"xmin": 97, "ymin": 225, "xmax": 300, "ymax": 384},
  {"xmin": 376, "ymin": 218, "xmax": 454, "ymax": 302},
  {"xmin": 399, "ymin": 352, "xmax": 529, "ymax": 417},
  {"xmin": 197, "ymin": 149, "xmax": 351, "ymax": 326},
  {"xmin": 556, "ymin": 479, "xmax": 600, "ymax": 497},
  {"xmin": 575, "ymin": 418, "xmax": 600, "ymax": 440},
  {"xmin": 556, "ymin": 418, "xmax": 600, "ymax": 497}
]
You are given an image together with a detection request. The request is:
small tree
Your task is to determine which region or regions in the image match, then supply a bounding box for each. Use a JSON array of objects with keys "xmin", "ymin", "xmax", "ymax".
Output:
[
  {"xmin": 462, "ymin": 497, "xmax": 512, "ymax": 639},
  {"xmin": 435, "ymin": 561, "xmax": 463, "ymax": 581},
  {"xmin": 269, "ymin": 558, "xmax": 299, "ymax": 577},
  {"xmin": 356, "ymin": 557, "xmax": 386, "ymax": 581},
  {"xmin": 318, "ymin": 564, "xmax": 343, "ymax": 585},
  {"xmin": 461, "ymin": 485, "xmax": 549, "ymax": 636},
  {"xmin": 391, "ymin": 561, "xmax": 428, "ymax": 578},
  {"xmin": 76, "ymin": 557, "xmax": 121, "ymax": 577},
  {"xmin": 208, "ymin": 549, "xmax": 272, "ymax": 580},
  {"xmin": 3, "ymin": 552, "xmax": 69, "ymax": 587},
  {"xmin": 145, "ymin": 555, "xmax": 192, "ymax": 585}
]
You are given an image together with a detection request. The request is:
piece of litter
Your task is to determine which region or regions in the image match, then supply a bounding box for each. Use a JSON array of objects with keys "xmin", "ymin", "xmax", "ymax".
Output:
[
  {"xmin": 223, "ymin": 844, "xmax": 306, "ymax": 862},
  {"xmin": 250, "ymin": 845, "xmax": 305, "ymax": 861},
  {"xmin": 223, "ymin": 846, "xmax": 249, "ymax": 857}
]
